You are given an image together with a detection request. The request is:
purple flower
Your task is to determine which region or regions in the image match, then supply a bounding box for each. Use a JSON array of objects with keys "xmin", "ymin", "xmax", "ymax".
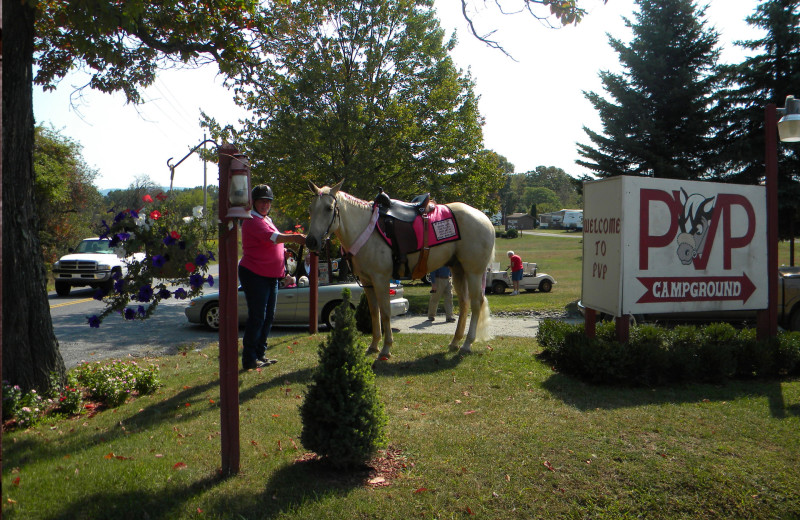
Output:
[
  {"xmin": 173, "ymin": 288, "xmax": 188, "ymax": 299},
  {"xmin": 207, "ymin": 251, "xmax": 216, "ymax": 262},
  {"xmin": 137, "ymin": 284, "xmax": 154, "ymax": 302},
  {"xmin": 152, "ymin": 255, "xmax": 166, "ymax": 268},
  {"xmin": 207, "ymin": 275, "xmax": 214, "ymax": 287},
  {"xmin": 123, "ymin": 308, "xmax": 137, "ymax": 320},
  {"xmin": 157, "ymin": 287, "xmax": 172, "ymax": 299},
  {"xmin": 189, "ymin": 273, "xmax": 204, "ymax": 289},
  {"xmin": 114, "ymin": 279, "xmax": 126, "ymax": 293},
  {"xmin": 162, "ymin": 235, "xmax": 177, "ymax": 246},
  {"xmin": 92, "ymin": 288, "xmax": 106, "ymax": 301},
  {"xmin": 113, "ymin": 211, "xmax": 127, "ymax": 223},
  {"xmin": 99, "ymin": 220, "xmax": 111, "ymax": 239},
  {"xmin": 87, "ymin": 315, "xmax": 101, "ymax": 328},
  {"xmin": 111, "ymin": 270, "xmax": 123, "ymax": 280},
  {"xmin": 194, "ymin": 253, "xmax": 209, "ymax": 267},
  {"xmin": 129, "ymin": 209, "xmax": 139, "ymax": 219},
  {"xmin": 137, "ymin": 305, "xmax": 147, "ymax": 317},
  {"xmin": 116, "ymin": 232, "xmax": 131, "ymax": 241}
]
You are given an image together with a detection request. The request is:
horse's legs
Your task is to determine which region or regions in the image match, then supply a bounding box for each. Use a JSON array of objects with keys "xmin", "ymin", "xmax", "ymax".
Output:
[
  {"xmin": 458, "ymin": 273, "xmax": 487, "ymax": 354},
  {"xmin": 362, "ymin": 285, "xmax": 382, "ymax": 354},
  {"xmin": 376, "ymin": 282, "xmax": 394, "ymax": 359},
  {"xmin": 449, "ymin": 270, "xmax": 468, "ymax": 350}
]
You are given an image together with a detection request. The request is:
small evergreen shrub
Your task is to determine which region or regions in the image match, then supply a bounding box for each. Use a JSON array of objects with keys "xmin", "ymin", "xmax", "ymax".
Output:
[
  {"xmin": 505, "ymin": 228, "xmax": 519, "ymax": 239},
  {"xmin": 300, "ymin": 288, "xmax": 388, "ymax": 467},
  {"xmin": 355, "ymin": 292, "xmax": 372, "ymax": 334}
]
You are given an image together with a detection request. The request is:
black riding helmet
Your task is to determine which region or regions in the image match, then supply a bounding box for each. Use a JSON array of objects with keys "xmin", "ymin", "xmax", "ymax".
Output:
[{"xmin": 252, "ymin": 184, "xmax": 274, "ymax": 201}]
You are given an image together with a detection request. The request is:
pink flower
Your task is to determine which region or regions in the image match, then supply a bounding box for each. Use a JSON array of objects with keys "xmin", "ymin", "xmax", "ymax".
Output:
[
  {"xmin": 185, "ymin": 262, "xmax": 196, "ymax": 273},
  {"xmin": 142, "ymin": 194, "xmax": 153, "ymax": 203},
  {"xmin": 149, "ymin": 210, "xmax": 161, "ymax": 220}
]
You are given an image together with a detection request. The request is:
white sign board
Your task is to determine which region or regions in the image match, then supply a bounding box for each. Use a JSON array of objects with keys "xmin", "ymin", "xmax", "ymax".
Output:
[{"xmin": 582, "ymin": 176, "xmax": 768, "ymax": 316}]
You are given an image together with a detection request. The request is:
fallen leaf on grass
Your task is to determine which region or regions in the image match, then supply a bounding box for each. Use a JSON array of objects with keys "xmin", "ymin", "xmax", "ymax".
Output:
[
  {"xmin": 543, "ymin": 461, "xmax": 556, "ymax": 472},
  {"xmin": 414, "ymin": 487, "xmax": 428, "ymax": 493},
  {"xmin": 7, "ymin": 499, "xmax": 17, "ymax": 505},
  {"xmin": 369, "ymin": 477, "xmax": 386, "ymax": 485},
  {"xmin": 13, "ymin": 477, "xmax": 20, "ymax": 487},
  {"xmin": 464, "ymin": 410, "xmax": 477, "ymax": 415},
  {"xmin": 173, "ymin": 462, "xmax": 187, "ymax": 470}
]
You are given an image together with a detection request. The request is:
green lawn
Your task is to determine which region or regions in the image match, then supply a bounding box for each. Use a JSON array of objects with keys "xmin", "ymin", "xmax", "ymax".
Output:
[{"xmin": 3, "ymin": 334, "xmax": 799, "ymax": 520}]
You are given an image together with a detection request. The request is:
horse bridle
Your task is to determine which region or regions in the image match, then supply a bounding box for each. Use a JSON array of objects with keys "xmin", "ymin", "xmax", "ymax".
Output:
[{"xmin": 318, "ymin": 192, "xmax": 340, "ymax": 242}]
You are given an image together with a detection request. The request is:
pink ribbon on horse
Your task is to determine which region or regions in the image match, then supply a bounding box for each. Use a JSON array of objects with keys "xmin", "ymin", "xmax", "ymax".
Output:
[{"xmin": 347, "ymin": 205, "xmax": 380, "ymax": 256}]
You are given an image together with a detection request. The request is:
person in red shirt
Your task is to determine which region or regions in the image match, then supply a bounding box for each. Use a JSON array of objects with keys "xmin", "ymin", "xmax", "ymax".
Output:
[
  {"xmin": 507, "ymin": 250, "xmax": 523, "ymax": 295},
  {"xmin": 239, "ymin": 184, "xmax": 306, "ymax": 370}
]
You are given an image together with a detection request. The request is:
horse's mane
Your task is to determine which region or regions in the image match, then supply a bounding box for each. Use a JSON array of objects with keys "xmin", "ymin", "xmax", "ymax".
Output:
[{"xmin": 335, "ymin": 190, "xmax": 371, "ymax": 210}]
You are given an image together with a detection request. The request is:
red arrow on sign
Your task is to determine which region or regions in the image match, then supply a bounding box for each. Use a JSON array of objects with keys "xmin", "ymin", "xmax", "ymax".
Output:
[{"xmin": 636, "ymin": 273, "xmax": 756, "ymax": 304}]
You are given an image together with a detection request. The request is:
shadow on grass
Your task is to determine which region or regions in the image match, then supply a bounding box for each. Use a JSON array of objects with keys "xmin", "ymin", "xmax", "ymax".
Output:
[
  {"xmin": 214, "ymin": 457, "xmax": 367, "ymax": 519},
  {"xmin": 371, "ymin": 349, "xmax": 466, "ymax": 378},
  {"xmin": 541, "ymin": 372, "xmax": 800, "ymax": 419},
  {"xmin": 40, "ymin": 473, "xmax": 224, "ymax": 520}
]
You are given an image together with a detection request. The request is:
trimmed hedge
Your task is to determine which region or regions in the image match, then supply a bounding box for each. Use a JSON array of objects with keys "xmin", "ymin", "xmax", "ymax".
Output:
[{"xmin": 537, "ymin": 320, "xmax": 800, "ymax": 386}]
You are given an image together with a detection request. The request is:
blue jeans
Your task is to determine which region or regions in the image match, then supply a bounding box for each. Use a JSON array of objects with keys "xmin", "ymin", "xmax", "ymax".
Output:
[{"xmin": 238, "ymin": 265, "xmax": 279, "ymax": 365}]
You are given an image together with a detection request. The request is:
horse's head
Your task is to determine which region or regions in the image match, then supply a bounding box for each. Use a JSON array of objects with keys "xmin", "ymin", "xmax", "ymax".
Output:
[{"xmin": 306, "ymin": 179, "xmax": 343, "ymax": 252}]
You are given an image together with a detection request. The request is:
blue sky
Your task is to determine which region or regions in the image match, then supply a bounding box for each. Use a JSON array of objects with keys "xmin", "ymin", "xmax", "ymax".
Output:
[{"xmin": 33, "ymin": 0, "xmax": 758, "ymax": 190}]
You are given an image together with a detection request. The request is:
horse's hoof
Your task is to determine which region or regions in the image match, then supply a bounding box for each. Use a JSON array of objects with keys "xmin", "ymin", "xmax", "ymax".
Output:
[
  {"xmin": 448, "ymin": 343, "xmax": 460, "ymax": 352},
  {"xmin": 366, "ymin": 347, "xmax": 380, "ymax": 355},
  {"xmin": 458, "ymin": 347, "xmax": 473, "ymax": 356}
]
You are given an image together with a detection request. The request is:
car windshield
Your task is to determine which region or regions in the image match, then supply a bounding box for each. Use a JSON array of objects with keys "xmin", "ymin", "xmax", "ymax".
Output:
[{"xmin": 75, "ymin": 240, "xmax": 114, "ymax": 254}]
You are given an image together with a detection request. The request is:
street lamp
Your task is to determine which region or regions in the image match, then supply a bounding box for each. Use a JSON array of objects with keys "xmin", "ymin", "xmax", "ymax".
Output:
[
  {"xmin": 225, "ymin": 153, "xmax": 253, "ymax": 219},
  {"xmin": 759, "ymin": 95, "xmax": 800, "ymax": 340},
  {"xmin": 778, "ymin": 95, "xmax": 800, "ymax": 142}
]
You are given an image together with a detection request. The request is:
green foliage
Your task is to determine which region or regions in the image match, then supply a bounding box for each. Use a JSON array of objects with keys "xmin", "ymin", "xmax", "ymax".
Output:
[
  {"xmin": 500, "ymin": 167, "xmax": 581, "ymax": 216},
  {"xmin": 35, "ymin": 0, "xmax": 271, "ymax": 104},
  {"xmin": 34, "ymin": 125, "xmax": 103, "ymax": 263},
  {"xmin": 75, "ymin": 360, "xmax": 161, "ymax": 407},
  {"xmin": 717, "ymin": 0, "xmax": 800, "ymax": 239},
  {"xmin": 504, "ymin": 228, "xmax": 519, "ymax": 239},
  {"xmin": 537, "ymin": 320, "xmax": 800, "ymax": 386},
  {"xmin": 300, "ymin": 288, "xmax": 388, "ymax": 467},
  {"xmin": 355, "ymin": 292, "xmax": 373, "ymax": 334},
  {"xmin": 577, "ymin": 0, "xmax": 724, "ymax": 179},
  {"xmin": 2, "ymin": 381, "xmax": 45, "ymax": 427},
  {"xmin": 204, "ymin": 0, "xmax": 504, "ymax": 218}
]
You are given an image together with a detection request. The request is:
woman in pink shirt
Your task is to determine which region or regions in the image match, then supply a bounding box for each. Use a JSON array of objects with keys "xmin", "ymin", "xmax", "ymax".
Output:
[
  {"xmin": 239, "ymin": 184, "xmax": 306, "ymax": 370},
  {"xmin": 507, "ymin": 250, "xmax": 523, "ymax": 295}
]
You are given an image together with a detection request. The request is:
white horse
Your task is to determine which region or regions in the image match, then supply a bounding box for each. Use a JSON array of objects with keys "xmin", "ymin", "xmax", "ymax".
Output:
[{"xmin": 306, "ymin": 180, "xmax": 494, "ymax": 359}]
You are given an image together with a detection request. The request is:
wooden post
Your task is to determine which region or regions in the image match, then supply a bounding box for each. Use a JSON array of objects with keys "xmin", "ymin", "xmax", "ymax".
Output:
[
  {"xmin": 758, "ymin": 104, "xmax": 779, "ymax": 340},
  {"xmin": 218, "ymin": 144, "xmax": 240, "ymax": 475},
  {"xmin": 585, "ymin": 308, "xmax": 596, "ymax": 338},
  {"xmin": 309, "ymin": 252, "xmax": 319, "ymax": 333}
]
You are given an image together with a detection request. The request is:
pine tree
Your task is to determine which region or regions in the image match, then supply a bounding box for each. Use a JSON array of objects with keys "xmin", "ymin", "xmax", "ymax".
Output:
[
  {"xmin": 577, "ymin": 0, "xmax": 723, "ymax": 180},
  {"xmin": 717, "ymin": 0, "xmax": 800, "ymax": 242},
  {"xmin": 300, "ymin": 289, "xmax": 388, "ymax": 467}
]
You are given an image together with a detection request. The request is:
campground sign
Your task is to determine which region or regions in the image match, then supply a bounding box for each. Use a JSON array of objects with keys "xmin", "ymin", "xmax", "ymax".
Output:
[{"xmin": 581, "ymin": 176, "xmax": 768, "ymax": 317}]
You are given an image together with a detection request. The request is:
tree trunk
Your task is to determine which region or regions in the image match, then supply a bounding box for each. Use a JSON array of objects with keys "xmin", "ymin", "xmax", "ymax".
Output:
[{"xmin": 2, "ymin": 0, "xmax": 66, "ymax": 392}]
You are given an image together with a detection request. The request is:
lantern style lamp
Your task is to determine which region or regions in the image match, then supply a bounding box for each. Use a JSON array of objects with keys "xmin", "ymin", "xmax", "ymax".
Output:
[
  {"xmin": 778, "ymin": 95, "xmax": 800, "ymax": 142},
  {"xmin": 226, "ymin": 153, "xmax": 253, "ymax": 219}
]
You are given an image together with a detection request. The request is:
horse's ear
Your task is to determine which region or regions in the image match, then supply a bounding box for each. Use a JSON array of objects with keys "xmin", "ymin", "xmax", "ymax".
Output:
[
  {"xmin": 330, "ymin": 179, "xmax": 344, "ymax": 196},
  {"xmin": 307, "ymin": 180, "xmax": 321, "ymax": 195}
]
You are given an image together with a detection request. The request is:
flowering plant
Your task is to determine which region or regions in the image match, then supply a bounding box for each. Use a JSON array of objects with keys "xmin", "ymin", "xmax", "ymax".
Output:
[{"xmin": 87, "ymin": 192, "xmax": 216, "ymax": 327}]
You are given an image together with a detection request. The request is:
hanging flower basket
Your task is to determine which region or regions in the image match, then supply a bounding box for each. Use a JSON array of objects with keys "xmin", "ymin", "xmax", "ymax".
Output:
[{"xmin": 86, "ymin": 193, "xmax": 216, "ymax": 327}]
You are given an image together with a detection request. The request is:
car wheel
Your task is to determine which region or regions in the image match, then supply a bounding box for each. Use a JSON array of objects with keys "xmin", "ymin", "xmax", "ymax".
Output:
[
  {"xmin": 322, "ymin": 300, "xmax": 353, "ymax": 330},
  {"xmin": 539, "ymin": 279, "xmax": 553, "ymax": 293},
  {"xmin": 55, "ymin": 281, "xmax": 71, "ymax": 297},
  {"xmin": 790, "ymin": 308, "xmax": 800, "ymax": 332},
  {"xmin": 201, "ymin": 302, "xmax": 221, "ymax": 331},
  {"xmin": 422, "ymin": 273, "xmax": 432, "ymax": 285},
  {"xmin": 491, "ymin": 280, "xmax": 506, "ymax": 294}
]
